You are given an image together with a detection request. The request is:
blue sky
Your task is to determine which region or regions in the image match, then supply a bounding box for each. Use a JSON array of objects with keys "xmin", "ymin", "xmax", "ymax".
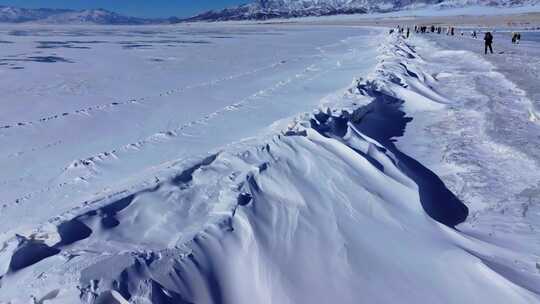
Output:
[{"xmin": 0, "ymin": 0, "xmax": 247, "ymax": 18}]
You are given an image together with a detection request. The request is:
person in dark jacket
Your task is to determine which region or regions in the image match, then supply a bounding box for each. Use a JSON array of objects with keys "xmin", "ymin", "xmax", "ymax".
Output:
[{"xmin": 484, "ymin": 32, "xmax": 494, "ymax": 54}]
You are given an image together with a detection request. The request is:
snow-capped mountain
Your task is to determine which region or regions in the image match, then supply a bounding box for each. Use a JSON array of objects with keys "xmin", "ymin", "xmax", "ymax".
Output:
[
  {"xmin": 187, "ymin": 0, "xmax": 540, "ymax": 21},
  {"xmin": 0, "ymin": 6, "xmax": 177, "ymax": 24},
  {"xmin": 39, "ymin": 9, "xmax": 151, "ymax": 25},
  {"xmin": 0, "ymin": 6, "xmax": 71, "ymax": 23},
  {"xmin": 187, "ymin": 0, "xmax": 369, "ymax": 21}
]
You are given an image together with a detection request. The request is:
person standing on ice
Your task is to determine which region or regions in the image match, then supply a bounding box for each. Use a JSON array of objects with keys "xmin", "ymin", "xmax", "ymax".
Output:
[
  {"xmin": 406, "ymin": 27, "xmax": 410, "ymax": 38},
  {"xmin": 484, "ymin": 31, "xmax": 494, "ymax": 54}
]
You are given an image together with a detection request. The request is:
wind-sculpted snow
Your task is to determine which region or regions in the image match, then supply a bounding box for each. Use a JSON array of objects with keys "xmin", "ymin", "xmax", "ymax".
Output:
[
  {"xmin": 346, "ymin": 84, "xmax": 468, "ymax": 228},
  {"xmin": 1, "ymin": 31, "xmax": 539, "ymax": 303}
]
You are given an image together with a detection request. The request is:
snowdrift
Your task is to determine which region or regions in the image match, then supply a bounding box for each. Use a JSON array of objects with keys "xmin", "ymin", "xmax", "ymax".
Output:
[{"xmin": 0, "ymin": 34, "xmax": 539, "ymax": 304}]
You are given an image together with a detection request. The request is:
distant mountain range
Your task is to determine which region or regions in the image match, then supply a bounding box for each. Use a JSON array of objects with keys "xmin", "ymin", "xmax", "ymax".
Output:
[
  {"xmin": 186, "ymin": 0, "xmax": 540, "ymax": 21},
  {"xmin": 1, "ymin": 0, "xmax": 539, "ymax": 24},
  {"xmin": 0, "ymin": 6, "xmax": 180, "ymax": 24}
]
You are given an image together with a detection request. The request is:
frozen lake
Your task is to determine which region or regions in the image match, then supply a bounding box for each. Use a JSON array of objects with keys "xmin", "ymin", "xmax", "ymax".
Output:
[
  {"xmin": 1, "ymin": 22, "xmax": 539, "ymax": 304},
  {"xmin": 0, "ymin": 24, "xmax": 381, "ymax": 231},
  {"xmin": 522, "ymin": 31, "xmax": 540, "ymax": 43}
]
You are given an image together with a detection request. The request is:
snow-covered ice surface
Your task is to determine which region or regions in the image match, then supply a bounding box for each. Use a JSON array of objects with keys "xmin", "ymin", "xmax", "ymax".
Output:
[
  {"xmin": 0, "ymin": 24, "xmax": 379, "ymax": 231},
  {"xmin": 1, "ymin": 24, "xmax": 540, "ymax": 303},
  {"xmin": 396, "ymin": 31, "xmax": 540, "ymax": 295}
]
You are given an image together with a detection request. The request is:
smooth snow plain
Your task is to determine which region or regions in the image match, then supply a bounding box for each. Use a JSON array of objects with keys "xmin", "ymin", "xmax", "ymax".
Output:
[{"xmin": 0, "ymin": 24, "xmax": 539, "ymax": 304}]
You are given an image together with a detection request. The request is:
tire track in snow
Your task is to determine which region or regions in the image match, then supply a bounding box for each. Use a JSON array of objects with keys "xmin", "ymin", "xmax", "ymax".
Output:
[
  {"xmin": 61, "ymin": 51, "xmax": 346, "ymax": 178},
  {"xmin": 0, "ymin": 37, "xmax": 354, "ymax": 171},
  {"xmin": 5, "ymin": 140, "xmax": 63, "ymax": 159},
  {"xmin": 0, "ymin": 99, "xmax": 140, "ymax": 130},
  {"xmin": 2, "ymin": 55, "xmax": 340, "ymax": 207},
  {"xmin": 0, "ymin": 54, "xmax": 324, "ymax": 163},
  {"xmin": 0, "ymin": 58, "xmax": 301, "ymax": 161},
  {"xmin": 0, "ymin": 60, "xmax": 288, "ymax": 130},
  {"xmin": 0, "ymin": 37, "xmax": 352, "ymax": 132},
  {"xmin": 0, "ymin": 55, "xmax": 316, "ymax": 132},
  {"xmin": 1, "ymin": 36, "xmax": 362, "ymax": 215}
]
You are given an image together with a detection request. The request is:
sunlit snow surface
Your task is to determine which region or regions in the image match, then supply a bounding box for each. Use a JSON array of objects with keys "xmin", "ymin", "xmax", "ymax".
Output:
[
  {"xmin": 397, "ymin": 30, "xmax": 540, "ymax": 297},
  {"xmin": 0, "ymin": 24, "xmax": 378, "ymax": 229},
  {"xmin": 0, "ymin": 24, "xmax": 539, "ymax": 304}
]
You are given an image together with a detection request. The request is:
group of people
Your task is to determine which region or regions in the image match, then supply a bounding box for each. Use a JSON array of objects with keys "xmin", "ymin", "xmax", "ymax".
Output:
[
  {"xmin": 412, "ymin": 25, "xmax": 456, "ymax": 35},
  {"xmin": 390, "ymin": 24, "xmax": 525, "ymax": 55},
  {"xmin": 391, "ymin": 26, "xmax": 411, "ymax": 38},
  {"xmin": 392, "ymin": 24, "xmax": 464, "ymax": 38}
]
